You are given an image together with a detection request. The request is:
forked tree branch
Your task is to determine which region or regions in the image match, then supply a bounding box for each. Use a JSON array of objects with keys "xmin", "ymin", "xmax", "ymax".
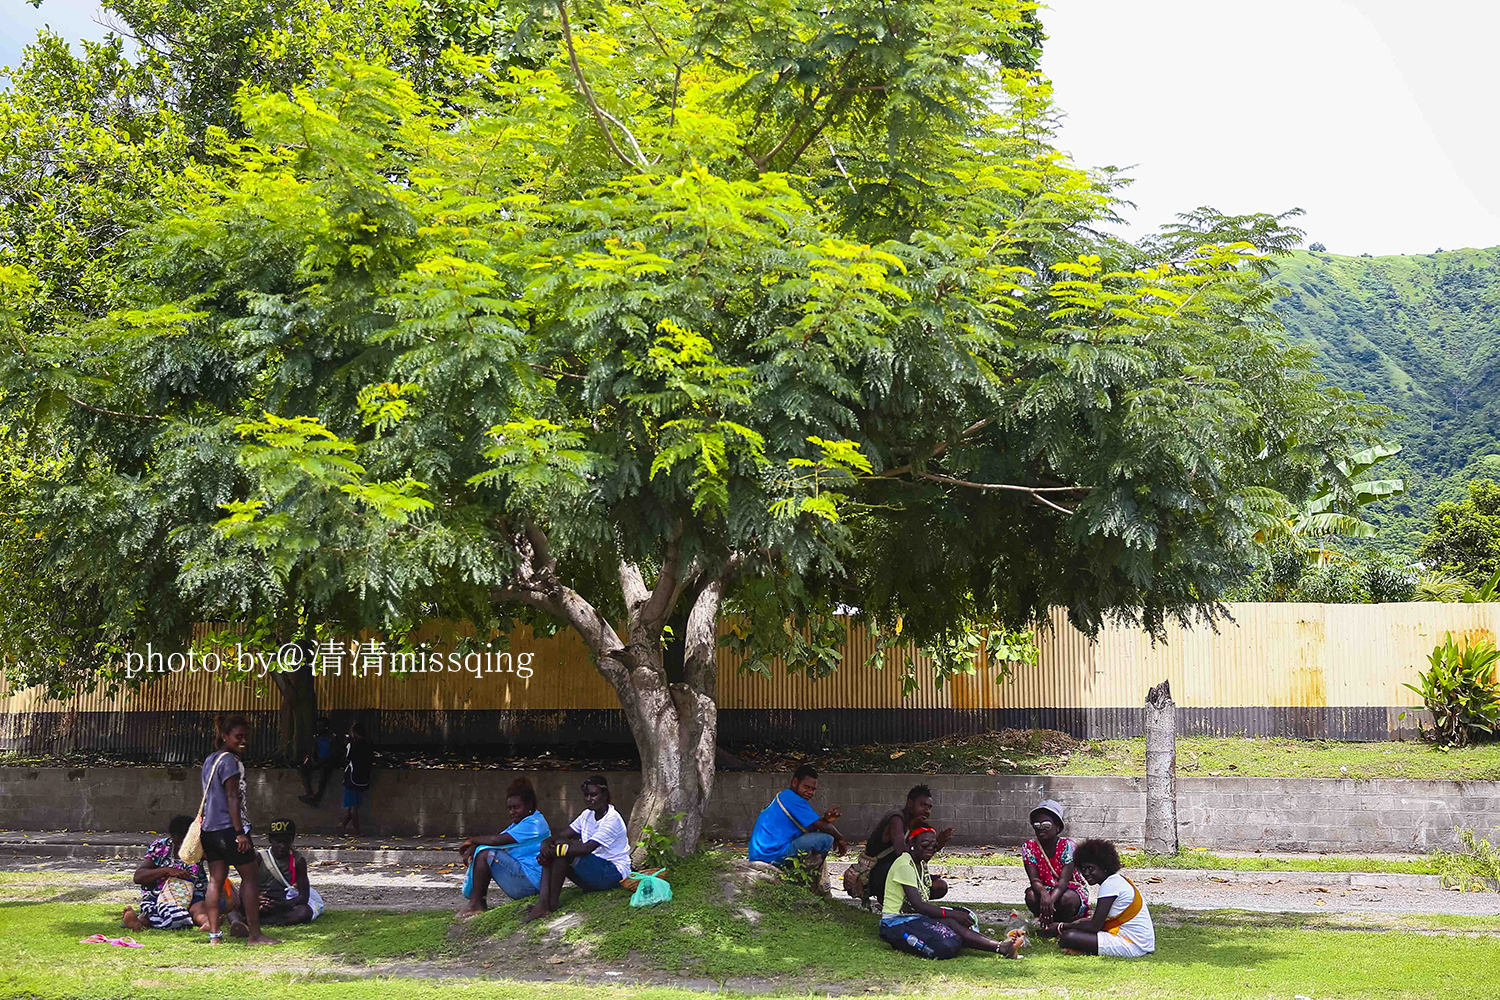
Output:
[
  {"xmin": 556, "ymin": 0, "xmax": 649, "ymax": 170},
  {"xmin": 914, "ymin": 471, "xmax": 1091, "ymax": 515},
  {"xmin": 878, "ymin": 418, "xmax": 995, "ymax": 478}
]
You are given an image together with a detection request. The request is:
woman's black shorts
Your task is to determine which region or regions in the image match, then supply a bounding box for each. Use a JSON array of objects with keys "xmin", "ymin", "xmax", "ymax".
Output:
[{"xmin": 201, "ymin": 828, "xmax": 256, "ymax": 867}]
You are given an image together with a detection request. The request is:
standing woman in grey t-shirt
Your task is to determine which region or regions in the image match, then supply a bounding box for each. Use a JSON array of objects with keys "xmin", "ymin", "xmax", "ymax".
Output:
[{"xmin": 200, "ymin": 715, "xmax": 278, "ymax": 945}]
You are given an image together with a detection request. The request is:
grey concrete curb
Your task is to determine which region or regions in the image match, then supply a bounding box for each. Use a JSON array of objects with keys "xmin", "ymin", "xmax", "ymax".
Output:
[{"xmin": 848, "ymin": 861, "xmax": 1444, "ymax": 891}]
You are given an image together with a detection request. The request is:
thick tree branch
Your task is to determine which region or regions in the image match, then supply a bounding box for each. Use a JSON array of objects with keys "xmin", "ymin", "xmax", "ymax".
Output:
[
  {"xmin": 639, "ymin": 527, "xmax": 686, "ymax": 631},
  {"xmin": 619, "ymin": 558, "xmax": 651, "ymax": 610},
  {"xmin": 680, "ymin": 572, "xmax": 726, "ymax": 699},
  {"xmin": 524, "ymin": 521, "xmax": 555, "ymax": 577}
]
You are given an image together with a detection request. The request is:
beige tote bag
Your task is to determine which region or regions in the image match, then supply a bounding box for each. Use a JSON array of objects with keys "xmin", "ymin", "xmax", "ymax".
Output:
[{"xmin": 179, "ymin": 752, "xmax": 236, "ymax": 865}]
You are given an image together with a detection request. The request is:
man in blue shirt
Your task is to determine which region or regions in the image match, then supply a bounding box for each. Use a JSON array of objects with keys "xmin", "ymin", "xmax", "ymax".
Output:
[{"xmin": 749, "ymin": 765, "xmax": 848, "ymax": 869}]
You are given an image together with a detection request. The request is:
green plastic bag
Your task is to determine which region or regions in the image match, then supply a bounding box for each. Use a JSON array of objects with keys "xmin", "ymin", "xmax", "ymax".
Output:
[{"xmin": 629, "ymin": 873, "xmax": 672, "ymax": 907}]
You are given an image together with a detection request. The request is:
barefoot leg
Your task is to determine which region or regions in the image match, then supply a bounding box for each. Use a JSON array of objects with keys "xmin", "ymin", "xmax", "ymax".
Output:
[
  {"xmin": 1058, "ymin": 928, "xmax": 1100, "ymax": 954},
  {"xmin": 522, "ymin": 858, "xmax": 568, "ymax": 922},
  {"xmin": 457, "ymin": 852, "xmax": 493, "ymax": 916},
  {"xmin": 122, "ymin": 907, "xmax": 145, "ymax": 932},
  {"xmin": 233, "ymin": 858, "xmax": 279, "ymax": 945},
  {"xmin": 942, "ymin": 917, "xmax": 1014, "ymax": 955}
]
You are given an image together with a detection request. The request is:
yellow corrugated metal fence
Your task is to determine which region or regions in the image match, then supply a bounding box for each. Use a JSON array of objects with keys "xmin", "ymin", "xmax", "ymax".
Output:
[{"xmin": 4, "ymin": 603, "xmax": 1495, "ymax": 715}]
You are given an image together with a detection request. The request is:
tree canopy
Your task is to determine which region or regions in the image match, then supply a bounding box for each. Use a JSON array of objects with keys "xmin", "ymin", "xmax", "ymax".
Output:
[
  {"xmin": 1419, "ymin": 480, "xmax": 1500, "ymax": 587},
  {"xmin": 1, "ymin": 0, "xmax": 1381, "ymax": 845}
]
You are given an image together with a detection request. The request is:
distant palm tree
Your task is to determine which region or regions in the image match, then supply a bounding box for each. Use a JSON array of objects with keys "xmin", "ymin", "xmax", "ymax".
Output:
[{"xmin": 1415, "ymin": 567, "xmax": 1500, "ymax": 603}]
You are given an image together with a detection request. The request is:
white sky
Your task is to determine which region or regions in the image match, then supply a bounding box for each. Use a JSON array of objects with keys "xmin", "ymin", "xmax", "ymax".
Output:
[{"xmin": 6, "ymin": 0, "xmax": 1499, "ymax": 256}]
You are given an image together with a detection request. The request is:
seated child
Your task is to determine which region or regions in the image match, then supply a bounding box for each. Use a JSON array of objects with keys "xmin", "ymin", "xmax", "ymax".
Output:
[
  {"xmin": 1049, "ymin": 839, "xmax": 1155, "ymax": 958},
  {"xmin": 123, "ymin": 814, "xmax": 210, "ymax": 931},
  {"xmin": 228, "ymin": 818, "xmax": 324, "ymax": 935},
  {"xmin": 879, "ymin": 827, "xmax": 1018, "ymax": 959},
  {"xmin": 1022, "ymin": 799, "xmax": 1089, "ymax": 930}
]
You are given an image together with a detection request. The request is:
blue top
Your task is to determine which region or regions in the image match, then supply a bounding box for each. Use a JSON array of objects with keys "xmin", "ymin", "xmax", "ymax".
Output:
[
  {"xmin": 498, "ymin": 811, "xmax": 551, "ymax": 886},
  {"xmin": 201, "ymin": 750, "xmax": 247, "ymax": 834},
  {"xmin": 749, "ymin": 789, "xmax": 819, "ymax": 863},
  {"xmin": 315, "ymin": 735, "xmax": 333, "ymax": 760}
]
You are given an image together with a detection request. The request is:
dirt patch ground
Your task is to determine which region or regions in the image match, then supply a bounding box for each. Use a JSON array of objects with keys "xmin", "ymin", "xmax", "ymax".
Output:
[{"xmin": 7, "ymin": 853, "xmax": 1497, "ymax": 920}]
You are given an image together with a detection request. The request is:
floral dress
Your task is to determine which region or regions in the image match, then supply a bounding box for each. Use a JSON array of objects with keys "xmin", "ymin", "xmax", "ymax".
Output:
[
  {"xmin": 138, "ymin": 836, "xmax": 208, "ymax": 929},
  {"xmin": 1022, "ymin": 836, "xmax": 1090, "ymax": 917}
]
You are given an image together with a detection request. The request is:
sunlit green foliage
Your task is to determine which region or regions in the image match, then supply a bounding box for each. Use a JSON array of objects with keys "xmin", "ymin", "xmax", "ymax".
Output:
[{"xmin": 1, "ymin": 1, "xmax": 1376, "ymax": 724}]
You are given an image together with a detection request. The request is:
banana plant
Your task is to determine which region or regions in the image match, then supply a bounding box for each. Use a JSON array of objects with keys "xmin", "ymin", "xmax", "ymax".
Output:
[{"xmin": 1294, "ymin": 441, "xmax": 1405, "ymax": 562}]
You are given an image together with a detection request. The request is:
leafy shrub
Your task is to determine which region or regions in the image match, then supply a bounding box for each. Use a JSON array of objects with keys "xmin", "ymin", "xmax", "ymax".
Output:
[
  {"xmin": 1434, "ymin": 828, "xmax": 1500, "ymax": 891},
  {"xmin": 637, "ymin": 812, "xmax": 685, "ymax": 870},
  {"xmin": 1364, "ymin": 562, "xmax": 1417, "ymax": 602},
  {"xmin": 1262, "ymin": 547, "xmax": 1306, "ymax": 599},
  {"xmin": 1415, "ymin": 570, "xmax": 1471, "ymax": 602},
  {"xmin": 1296, "ymin": 561, "xmax": 1368, "ymax": 603},
  {"xmin": 1404, "ymin": 633, "xmax": 1500, "ymax": 747},
  {"xmin": 778, "ymin": 853, "xmax": 823, "ymax": 892}
]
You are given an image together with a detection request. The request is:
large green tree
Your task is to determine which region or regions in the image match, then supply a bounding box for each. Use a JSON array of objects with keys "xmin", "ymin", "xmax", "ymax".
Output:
[
  {"xmin": 1419, "ymin": 480, "xmax": 1500, "ymax": 587},
  {"xmin": 2, "ymin": 0, "xmax": 1378, "ymax": 847}
]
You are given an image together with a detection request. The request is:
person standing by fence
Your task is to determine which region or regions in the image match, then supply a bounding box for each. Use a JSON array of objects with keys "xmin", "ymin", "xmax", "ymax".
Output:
[
  {"xmin": 340, "ymin": 722, "xmax": 373, "ymax": 837},
  {"xmin": 297, "ymin": 718, "xmax": 339, "ymax": 807}
]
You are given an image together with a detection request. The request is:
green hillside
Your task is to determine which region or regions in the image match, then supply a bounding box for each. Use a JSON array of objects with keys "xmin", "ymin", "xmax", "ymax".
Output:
[{"xmin": 1271, "ymin": 247, "xmax": 1500, "ymax": 556}]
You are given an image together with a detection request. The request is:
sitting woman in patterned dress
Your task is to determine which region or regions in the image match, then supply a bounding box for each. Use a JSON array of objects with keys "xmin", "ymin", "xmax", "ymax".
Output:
[
  {"xmin": 122, "ymin": 815, "xmax": 210, "ymax": 931},
  {"xmin": 1022, "ymin": 799, "xmax": 1089, "ymax": 933}
]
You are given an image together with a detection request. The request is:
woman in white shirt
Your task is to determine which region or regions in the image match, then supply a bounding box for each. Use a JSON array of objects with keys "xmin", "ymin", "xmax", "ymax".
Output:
[
  {"xmin": 524, "ymin": 775, "xmax": 633, "ymax": 922},
  {"xmin": 1048, "ymin": 839, "xmax": 1156, "ymax": 958}
]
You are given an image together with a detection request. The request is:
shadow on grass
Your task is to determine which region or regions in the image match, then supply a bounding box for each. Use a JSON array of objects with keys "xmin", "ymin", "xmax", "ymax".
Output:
[{"xmin": 456, "ymin": 853, "xmax": 1277, "ymax": 987}]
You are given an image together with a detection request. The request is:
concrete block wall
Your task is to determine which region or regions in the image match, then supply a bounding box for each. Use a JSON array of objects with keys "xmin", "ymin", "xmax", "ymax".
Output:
[
  {"xmin": 1, "ymin": 767, "xmax": 1496, "ymax": 854},
  {"xmin": 1175, "ymin": 777, "xmax": 1500, "ymax": 852}
]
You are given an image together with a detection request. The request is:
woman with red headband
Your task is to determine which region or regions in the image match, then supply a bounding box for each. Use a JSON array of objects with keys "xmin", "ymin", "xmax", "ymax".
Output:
[{"xmin": 879, "ymin": 827, "xmax": 1019, "ymax": 959}]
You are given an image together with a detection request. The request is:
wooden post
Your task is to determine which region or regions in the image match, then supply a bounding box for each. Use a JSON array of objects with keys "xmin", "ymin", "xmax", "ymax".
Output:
[{"xmin": 1144, "ymin": 679, "xmax": 1179, "ymax": 855}]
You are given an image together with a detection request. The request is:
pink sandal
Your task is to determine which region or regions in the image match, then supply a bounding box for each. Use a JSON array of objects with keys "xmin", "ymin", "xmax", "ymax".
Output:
[
  {"xmin": 111, "ymin": 936, "xmax": 144, "ymax": 948},
  {"xmin": 79, "ymin": 934, "xmax": 108, "ymax": 944}
]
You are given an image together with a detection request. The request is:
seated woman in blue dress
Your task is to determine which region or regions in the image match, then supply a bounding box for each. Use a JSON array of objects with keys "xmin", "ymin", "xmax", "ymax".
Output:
[{"xmin": 457, "ymin": 777, "xmax": 551, "ymax": 916}]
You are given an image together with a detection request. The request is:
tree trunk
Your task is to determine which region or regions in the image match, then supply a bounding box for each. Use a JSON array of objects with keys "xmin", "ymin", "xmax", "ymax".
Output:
[
  {"xmin": 614, "ymin": 643, "xmax": 716, "ymax": 854},
  {"xmin": 494, "ymin": 524, "xmax": 734, "ymax": 857},
  {"xmin": 613, "ymin": 573, "xmax": 724, "ymax": 855},
  {"xmin": 270, "ymin": 650, "xmax": 318, "ymax": 764},
  {"xmin": 1143, "ymin": 679, "xmax": 1178, "ymax": 855}
]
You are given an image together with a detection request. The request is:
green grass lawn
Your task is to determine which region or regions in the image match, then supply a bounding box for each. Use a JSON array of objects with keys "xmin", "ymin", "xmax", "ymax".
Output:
[
  {"xmin": 934, "ymin": 849, "xmax": 1446, "ymax": 874},
  {"xmin": 5, "ymin": 853, "xmax": 1497, "ymax": 1000},
  {"xmin": 736, "ymin": 732, "xmax": 1500, "ymax": 780}
]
